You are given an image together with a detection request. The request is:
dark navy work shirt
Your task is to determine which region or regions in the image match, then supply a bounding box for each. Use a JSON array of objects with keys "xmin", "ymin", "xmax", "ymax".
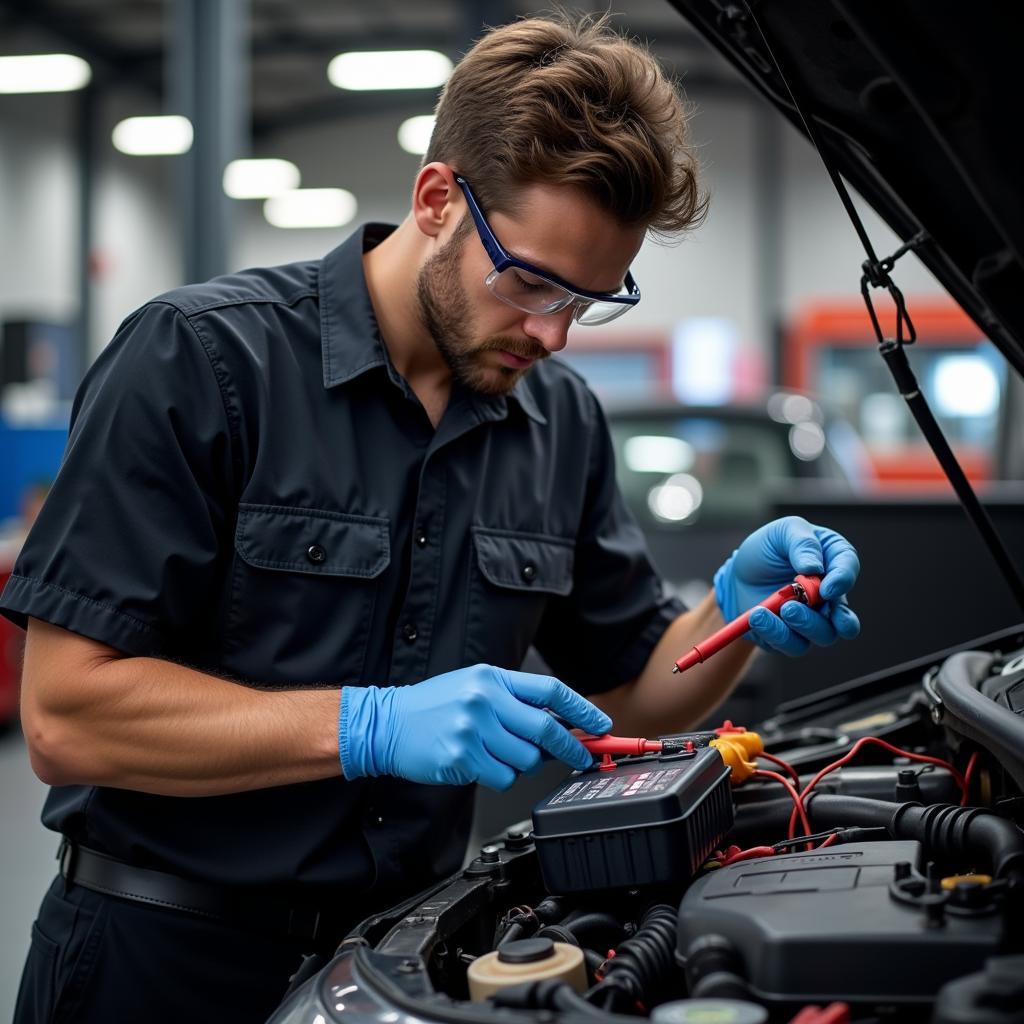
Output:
[{"xmin": 1, "ymin": 224, "xmax": 683, "ymax": 903}]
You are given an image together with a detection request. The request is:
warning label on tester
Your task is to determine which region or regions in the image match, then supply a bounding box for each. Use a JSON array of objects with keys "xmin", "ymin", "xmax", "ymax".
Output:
[{"xmin": 549, "ymin": 768, "xmax": 685, "ymax": 805}]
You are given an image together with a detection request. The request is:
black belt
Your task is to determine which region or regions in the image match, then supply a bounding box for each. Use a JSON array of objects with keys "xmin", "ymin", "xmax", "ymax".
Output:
[{"xmin": 58, "ymin": 839, "xmax": 353, "ymax": 943}]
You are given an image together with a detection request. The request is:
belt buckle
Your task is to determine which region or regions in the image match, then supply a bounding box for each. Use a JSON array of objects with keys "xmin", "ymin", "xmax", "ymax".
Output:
[{"xmin": 287, "ymin": 906, "xmax": 324, "ymax": 941}]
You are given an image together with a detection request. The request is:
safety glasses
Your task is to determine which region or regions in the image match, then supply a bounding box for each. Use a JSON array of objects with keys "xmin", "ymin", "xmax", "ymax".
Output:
[{"xmin": 453, "ymin": 174, "xmax": 641, "ymax": 326}]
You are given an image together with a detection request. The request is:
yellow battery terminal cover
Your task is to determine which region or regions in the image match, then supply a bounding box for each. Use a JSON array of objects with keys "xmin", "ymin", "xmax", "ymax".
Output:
[{"xmin": 710, "ymin": 731, "xmax": 764, "ymax": 783}]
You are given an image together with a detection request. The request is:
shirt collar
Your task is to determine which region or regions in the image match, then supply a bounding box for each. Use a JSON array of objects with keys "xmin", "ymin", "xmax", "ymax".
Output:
[
  {"xmin": 319, "ymin": 223, "xmax": 394, "ymax": 389},
  {"xmin": 318, "ymin": 224, "xmax": 546, "ymax": 425}
]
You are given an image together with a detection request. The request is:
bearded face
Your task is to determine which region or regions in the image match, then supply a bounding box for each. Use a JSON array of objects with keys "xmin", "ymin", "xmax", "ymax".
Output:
[{"xmin": 415, "ymin": 220, "xmax": 549, "ymax": 397}]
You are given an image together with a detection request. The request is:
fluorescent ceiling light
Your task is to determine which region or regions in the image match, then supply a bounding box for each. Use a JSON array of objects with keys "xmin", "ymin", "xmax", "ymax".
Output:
[
  {"xmin": 112, "ymin": 115, "xmax": 193, "ymax": 156},
  {"xmin": 0, "ymin": 53, "xmax": 91, "ymax": 93},
  {"xmin": 328, "ymin": 50, "xmax": 452, "ymax": 91},
  {"xmin": 224, "ymin": 158, "xmax": 300, "ymax": 199},
  {"xmin": 264, "ymin": 188, "xmax": 357, "ymax": 229},
  {"xmin": 397, "ymin": 115, "xmax": 436, "ymax": 155}
]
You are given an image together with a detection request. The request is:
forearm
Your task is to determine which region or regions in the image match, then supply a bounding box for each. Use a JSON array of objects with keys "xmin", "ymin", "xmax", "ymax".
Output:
[
  {"xmin": 22, "ymin": 619, "xmax": 341, "ymax": 797},
  {"xmin": 590, "ymin": 592, "xmax": 755, "ymax": 738}
]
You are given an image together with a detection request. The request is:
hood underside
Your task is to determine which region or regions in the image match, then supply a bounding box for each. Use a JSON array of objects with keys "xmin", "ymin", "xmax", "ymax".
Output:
[{"xmin": 667, "ymin": 0, "xmax": 1024, "ymax": 376}]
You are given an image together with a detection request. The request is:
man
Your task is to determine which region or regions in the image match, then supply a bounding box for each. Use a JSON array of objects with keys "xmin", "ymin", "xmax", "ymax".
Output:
[{"xmin": 2, "ymin": 13, "xmax": 860, "ymax": 1024}]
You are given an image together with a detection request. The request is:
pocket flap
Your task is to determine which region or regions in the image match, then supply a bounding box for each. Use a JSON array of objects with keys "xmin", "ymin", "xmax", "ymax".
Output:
[
  {"xmin": 472, "ymin": 528, "xmax": 574, "ymax": 596},
  {"xmin": 236, "ymin": 503, "xmax": 390, "ymax": 578}
]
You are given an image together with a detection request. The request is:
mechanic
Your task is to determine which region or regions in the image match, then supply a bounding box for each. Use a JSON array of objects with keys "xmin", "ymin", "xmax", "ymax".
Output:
[{"xmin": 2, "ymin": 13, "xmax": 860, "ymax": 1024}]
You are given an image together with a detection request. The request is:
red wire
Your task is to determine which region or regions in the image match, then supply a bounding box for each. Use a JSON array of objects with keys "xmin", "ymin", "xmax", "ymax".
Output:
[
  {"xmin": 755, "ymin": 768, "xmax": 813, "ymax": 845},
  {"xmin": 718, "ymin": 831, "xmax": 844, "ymax": 867},
  {"xmin": 787, "ymin": 736, "xmax": 967, "ymax": 840},
  {"xmin": 960, "ymin": 751, "xmax": 979, "ymax": 806},
  {"xmin": 758, "ymin": 750, "xmax": 800, "ymax": 785},
  {"xmin": 720, "ymin": 845, "xmax": 776, "ymax": 866}
]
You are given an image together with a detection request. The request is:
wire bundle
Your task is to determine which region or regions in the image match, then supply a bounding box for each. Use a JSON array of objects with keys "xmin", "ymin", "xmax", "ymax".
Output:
[{"xmin": 706, "ymin": 737, "xmax": 977, "ymax": 867}]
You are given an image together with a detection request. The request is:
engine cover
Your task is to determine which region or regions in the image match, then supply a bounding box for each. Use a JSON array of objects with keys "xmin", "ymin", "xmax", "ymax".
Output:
[{"xmin": 677, "ymin": 841, "xmax": 1003, "ymax": 1007}]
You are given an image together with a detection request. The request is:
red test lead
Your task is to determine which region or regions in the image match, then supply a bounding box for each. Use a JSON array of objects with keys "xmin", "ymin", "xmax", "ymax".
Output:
[
  {"xmin": 570, "ymin": 729, "xmax": 695, "ymax": 757},
  {"xmin": 572, "ymin": 731, "xmax": 665, "ymax": 756},
  {"xmin": 672, "ymin": 574, "xmax": 823, "ymax": 674}
]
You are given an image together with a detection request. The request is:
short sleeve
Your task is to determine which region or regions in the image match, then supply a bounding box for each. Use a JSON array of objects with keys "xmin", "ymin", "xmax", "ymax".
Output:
[
  {"xmin": 0, "ymin": 301, "xmax": 237, "ymax": 656},
  {"xmin": 533, "ymin": 395, "xmax": 685, "ymax": 696}
]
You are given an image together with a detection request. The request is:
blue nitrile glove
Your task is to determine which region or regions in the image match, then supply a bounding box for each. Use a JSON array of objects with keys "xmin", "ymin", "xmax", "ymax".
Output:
[
  {"xmin": 713, "ymin": 516, "xmax": 861, "ymax": 657},
  {"xmin": 338, "ymin": 664, "xmax": 613, "ymax": 791}
]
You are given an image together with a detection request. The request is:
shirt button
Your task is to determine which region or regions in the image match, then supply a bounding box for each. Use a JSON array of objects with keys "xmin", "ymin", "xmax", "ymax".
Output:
[
  {"xmin": 521, "ymin": 563, "xmax": 536, "ymax": 582},
  {"xmin": 307, "ymin": 544, "xmax": 327, "ymax": 564},
  {"xmin": 415, "ymin": 532, "xmax": 428, "ymax": 548},
  {"xmin": 401, "ymin": 622, "xmax": 418, "ymax": 643}
]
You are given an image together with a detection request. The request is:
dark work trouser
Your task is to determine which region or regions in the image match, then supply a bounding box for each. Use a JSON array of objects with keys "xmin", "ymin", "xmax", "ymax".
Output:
[{"xmin": 14, "ymin": 876, "xmax": 340, "ymax": 1024}]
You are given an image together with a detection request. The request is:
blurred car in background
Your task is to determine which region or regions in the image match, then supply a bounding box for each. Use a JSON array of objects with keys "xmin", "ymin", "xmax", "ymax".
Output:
[{"xmin": 604, "ymin": 389, "xmax": 874, "ymax": 606}]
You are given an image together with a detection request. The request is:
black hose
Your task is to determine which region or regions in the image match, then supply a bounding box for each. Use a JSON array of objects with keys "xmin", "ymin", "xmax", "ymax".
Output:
[
  {"xmin": 495, "ymin": 921, "xmax": 530, "ymax": 946},
  {"xmin": 583, "ymin": 948, "xmax": 606, "ymax": 979},
  {"xmin": 534, "ymin": 897, "xmax": 567, "ymax": 924},
  {"xmin": 536, "ymin": 924, "xmax": 578, "ymax": 945},
  {"xmin": 560, "ymin": 911, "xmax": 627, "ymax": 949},
  {"xmin": 490, "ymin": 978, "xmax": 610, "ymax": 1018},
  {"xmin": 895, "ymin": 803, "xmax": 1024, "ymax": 880},
  {"xmin": 684, "ymin": 934, "xmax": 752, "ymax": 1001},
  {"xmin": 805, "ymin": 793, "xmax": 897, "ymax": 830},
  {"xmin": 807, "ymin": 794, "xmax": 1024, "ymax": 879},
  {"xmin": 728, "ymin": 796, "xmax": 813, "ymax": 846},
  {"xmin": 551, "ymin": 982, "xmax": 614, "ymax": 1017},
  {"xmin": 586, "ymin": 904, "xmax": 677, "ymax": 1011},
  {"xmin": 730, "ymin": 770, "xmax": 961, "ymax": 843},
  {"xmin": 533, "ymin": 924, "xmax": 625, "ymax": 986},
  {"xmin": 564, "ymin": 910, "xmax": 625, "ymax": 929}
]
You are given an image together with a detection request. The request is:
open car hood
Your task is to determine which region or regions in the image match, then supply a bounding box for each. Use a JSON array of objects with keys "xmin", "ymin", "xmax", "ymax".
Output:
[{"xmin": 666, "ymin": 0, "xmax": 1024, "ymax": 377}]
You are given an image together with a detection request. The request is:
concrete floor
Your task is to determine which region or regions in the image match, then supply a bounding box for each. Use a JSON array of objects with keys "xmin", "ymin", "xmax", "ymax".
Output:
[{"xmin": 0, "ymin": 726, "xmax": 57, "ymax": 1021}]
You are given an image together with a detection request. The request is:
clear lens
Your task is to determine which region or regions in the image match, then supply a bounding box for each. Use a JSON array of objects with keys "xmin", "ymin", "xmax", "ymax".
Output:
[
  {"xmin": 574, "ymin": 301, "xmax": 631, "ymax": 326},
  {"xmin": 486, "ymin": 266, "xmax": 633, "ymax": 326},
  {"xmin": 488, "ymin": 267, "xmax": 574, "ymax": 314}
]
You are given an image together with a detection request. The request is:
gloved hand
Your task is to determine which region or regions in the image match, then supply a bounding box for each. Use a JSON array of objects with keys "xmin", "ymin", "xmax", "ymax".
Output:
[
  {"xmin": 713, "ymin": 516, "xmax": 860, "ymax": 657},
  {"xmin": 339, "ymin": 664, "xmax": 612, "ymax": 790}
]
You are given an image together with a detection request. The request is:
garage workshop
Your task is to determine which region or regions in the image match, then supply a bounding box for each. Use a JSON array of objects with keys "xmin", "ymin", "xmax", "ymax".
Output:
[{"xmin": 1, "ymin": 3, "xmax": 1023, "ymax": 1022}]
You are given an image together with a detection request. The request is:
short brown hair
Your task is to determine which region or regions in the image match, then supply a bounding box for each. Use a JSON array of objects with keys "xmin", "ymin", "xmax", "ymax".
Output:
[{"xmin": 426, "ymin": 11, "xmax": 707, "ymax": 237}]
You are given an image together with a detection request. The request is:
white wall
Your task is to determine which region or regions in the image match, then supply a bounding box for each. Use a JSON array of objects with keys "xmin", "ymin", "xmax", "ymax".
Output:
[
  {"xmin": 0, "ymin": 94, "xmax": 78, "ymax": 326},
  {"xmin": 0, "ymin": 87, "xmax": 182, "ymax": 360},
  {"xmin": 628, "ymin": 97, "xmax": 763, "ymax": 341},
  {"xmin": 779, "ymin": 111, "xmax": 944, "ymax": 310},
  {"xmin": 0, "ymin": 81, "xmax": 949, "ymax": 366},
  {"xmin": 90, "ymin": 90, "xmax": 182, "ymax": 352}
]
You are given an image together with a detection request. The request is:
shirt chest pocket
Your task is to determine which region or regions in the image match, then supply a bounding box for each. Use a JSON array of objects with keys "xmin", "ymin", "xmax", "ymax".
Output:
[
  {"xmin": 465, "ymin": 527, "xmax": 574, "ymax": 669},
  {"xmin": 228, "ymin": 503, "xmax": 390, "ymax": 682}
]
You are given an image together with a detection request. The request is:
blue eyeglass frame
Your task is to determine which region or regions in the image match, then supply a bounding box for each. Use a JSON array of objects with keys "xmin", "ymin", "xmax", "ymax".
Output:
[{"xmin": 452, "ymin": 173, "xmax": 641, "ymax": 314}]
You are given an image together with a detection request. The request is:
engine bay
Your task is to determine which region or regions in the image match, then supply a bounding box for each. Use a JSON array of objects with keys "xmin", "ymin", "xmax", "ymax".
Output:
[{"xmin": 270, "ymin": 624, "xmax": 1024, "ymax": 1024}]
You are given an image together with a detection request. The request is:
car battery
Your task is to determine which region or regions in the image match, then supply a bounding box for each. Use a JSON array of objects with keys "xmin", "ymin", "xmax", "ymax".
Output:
[{"xmin": 531, "ymin": 746, "xmax": 734, "ymax": 893}]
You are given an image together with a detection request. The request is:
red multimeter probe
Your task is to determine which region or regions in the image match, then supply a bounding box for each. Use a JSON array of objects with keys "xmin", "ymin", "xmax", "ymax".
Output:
[{"xmin": 672, "ymin": 574, "xmax": 823, "ymax": 674}]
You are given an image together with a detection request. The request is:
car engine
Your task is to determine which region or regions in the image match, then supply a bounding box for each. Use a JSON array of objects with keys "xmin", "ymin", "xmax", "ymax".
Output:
[{"xmin": 269, "ymin": 624, "xmax": 1024, "ymax": 1024}]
